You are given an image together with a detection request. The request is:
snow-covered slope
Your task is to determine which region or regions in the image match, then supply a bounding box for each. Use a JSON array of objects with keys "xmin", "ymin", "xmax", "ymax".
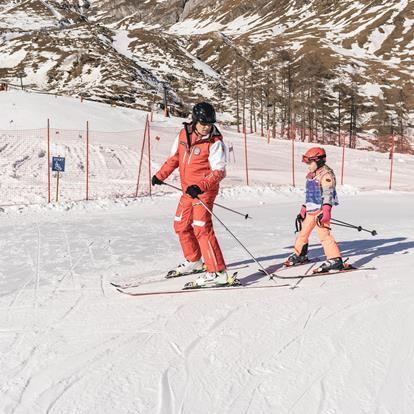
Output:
[
  {"xmin": 0, "ymin": 0, "xmax": 413, "ymax": 140},
  {"xmin": 0, "ymin": 187, "xmax": 413, "ymax": 413},
  {"xmin": 0, "ymin": 89, "xmax": 149, "ymax": 130},
  {"xmin": 0, "ymin": 90, "xmax": 182, "ymax": 204},
  {"xmin": 0, "ymin": 86, "xmax": 414, "ymax": 413}
]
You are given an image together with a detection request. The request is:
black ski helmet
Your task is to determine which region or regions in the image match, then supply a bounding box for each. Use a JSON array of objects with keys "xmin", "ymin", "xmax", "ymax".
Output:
[{"xmin": 192, "ymin": 102, "xmax": 216, "ymax": 125}]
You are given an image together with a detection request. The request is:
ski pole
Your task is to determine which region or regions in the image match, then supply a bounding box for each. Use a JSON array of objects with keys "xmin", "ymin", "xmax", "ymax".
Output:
[
  {"xmin": 162, "ymin": 182, "xmax": 252, "ymax": 220},
  {"xmin": 196, "ymin": 197, "xmax": 276, "ymax": 279},
  {"xmin": 331, "ymin": 218, "xmax": 377, "ymax": 236}
]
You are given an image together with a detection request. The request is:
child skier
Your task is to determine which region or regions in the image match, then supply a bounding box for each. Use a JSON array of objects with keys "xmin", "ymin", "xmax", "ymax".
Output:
[
  {"xmin": 152, "ymin": 102, "xmax": 231, "ymax": 286},
  {"xmin": 285, "ymin": 147, "xmax": 345, "ymax": 273}
]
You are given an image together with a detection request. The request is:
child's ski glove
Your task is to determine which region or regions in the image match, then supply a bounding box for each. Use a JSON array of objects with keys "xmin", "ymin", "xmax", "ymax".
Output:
[
  {"xmin": 317, "ymin": 204, "xmax": 332, "ymax": 226},
  {"xmin": 298, "ymin": 205, "xmax": 307, "ymax": 220}
]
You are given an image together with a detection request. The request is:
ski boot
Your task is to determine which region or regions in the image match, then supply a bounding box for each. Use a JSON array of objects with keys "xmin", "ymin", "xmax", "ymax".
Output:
[
  {"xmin": 284, "ymin": 244, "xmax": 309, "ymax": 267},
  {"xmin": 214, "ymin": 270, "xmax": 238, "ymax": 286},
  {"xmin": 193, "ymin": 270, "xmax": 226, "ymax": 287},
  {"xmin": 165, "ymin": 259, "xmax": 205, "ymax": 278},
  {"xmin": 284, "ymin": 253, "xmax": 309, "ymax": 267},
  {"xmin": 185, "ymin": 270, "xmax": 240, "ymax": 289},
  {"xmin": 313, "ymin": 257, "xmax": 344, "ymax": 274}
]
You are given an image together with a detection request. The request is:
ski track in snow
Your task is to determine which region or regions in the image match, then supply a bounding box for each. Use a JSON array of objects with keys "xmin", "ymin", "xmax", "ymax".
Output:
[
  {"xmin": 34, "ymin": 222, "xmax": 41, "ymax": 310},
  {"xmin": 177, "ymin": 307, "xmax": 236, "ymax": 414}
]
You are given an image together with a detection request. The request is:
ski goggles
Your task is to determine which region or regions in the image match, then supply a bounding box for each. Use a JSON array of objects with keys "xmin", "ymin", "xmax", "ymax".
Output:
[
  {"xmin": 302, "ymin": 155, "xmax": 325, "ymax": 164},
  {"xmin": 198, "ymin": 121, "xmax": 214, "ymax": 126}
]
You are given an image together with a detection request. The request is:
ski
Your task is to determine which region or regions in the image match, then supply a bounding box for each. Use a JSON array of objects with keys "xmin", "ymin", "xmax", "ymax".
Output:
[
  {"xmin": 111, "ymin": 264, "xmax": 250, "ymax": 290},
  {"xmin": 110, "ymin": 278, "xmax": 162, "ymax": 289},
  {"xmin": 183, "ymin": 272, "xmax": 241, "ymax": 290},
  {"xmin": 259, "ymin": 257, "xmax": 320, "ymax": 277},
  {"xmin": 110, "ymin": 269, "xmax": 205, "ymax": 289},
  {"xmin": 111, "ymin": 281, "xmax": 142, "ymax": 289},
  {"xmin": 165, "ymin": 263, "xmax": 249, "ymax": 279},
  {"xmin": 165, "ymin": 268, "xmax": 205, "ymax": 279},
  {"xmin": 115, "ymin": 283, "xmax": 291, "ymax": 297},
  {"xmin": 273, "ymin": 266, "xmax": 376, "ymax": 279},
  {"xmin": 289, "ymin": 261, "xmax": 318, "ymax": 289}
]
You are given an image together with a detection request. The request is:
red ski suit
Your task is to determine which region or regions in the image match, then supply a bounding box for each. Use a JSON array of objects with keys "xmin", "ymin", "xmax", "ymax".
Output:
[{"xmin": 155, "ymin": 124, "xmax": 228, "ymax": 272}]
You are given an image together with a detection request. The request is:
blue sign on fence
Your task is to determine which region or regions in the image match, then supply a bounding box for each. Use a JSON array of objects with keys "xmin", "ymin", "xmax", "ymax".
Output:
[{"xmin": 52, "ymin": 157, "xmax": 65, "ymax": 172}]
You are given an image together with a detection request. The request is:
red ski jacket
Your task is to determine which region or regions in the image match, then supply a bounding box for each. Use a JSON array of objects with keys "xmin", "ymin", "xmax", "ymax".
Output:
[{"xmin": 155, "ymin": 123, "xmax": 228, "ymax": 194}]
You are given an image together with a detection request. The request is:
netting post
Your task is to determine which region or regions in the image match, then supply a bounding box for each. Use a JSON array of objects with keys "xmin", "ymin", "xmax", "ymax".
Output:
[
  {"xmin": 147, "ymin": 115, "xmax": 152, "ymax": 197},
  {"xmin": 292, "ymin": 124, "xmax": 295, "ymax": 187},
  {"xmin": 47, "ymin": 118, "xmax": 51, "ymax": 203},
  {"xmin": 135, "ymin": 115, "xmax": 148, "ymax": 197},
  {"xmin": 341, "ymin": 134, "xmax": 345, "ymax": 186},
  {"xmin": 243, "ymin": 126, "xmax": 249, "ymax": 186},
  {"xmin": 86, "ymin": 121, "xmax": 89, "ymax": 200},
  {"xmin": 56, "ymin": 171, "xmax": 60, "ymax": 202},
  {"xmin": 389, "ymin": 134, "xmax": 395, "ymax": 190}
]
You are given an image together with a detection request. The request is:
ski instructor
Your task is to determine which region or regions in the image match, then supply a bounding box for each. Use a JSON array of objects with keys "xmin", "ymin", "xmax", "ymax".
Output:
[{"xmin": 151, "ymin": 102, "xmax": 230, "ymax": 287}]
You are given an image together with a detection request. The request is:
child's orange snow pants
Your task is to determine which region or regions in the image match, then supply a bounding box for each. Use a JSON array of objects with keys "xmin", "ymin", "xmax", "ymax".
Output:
[
  {"xmin": 173, "ymin": 193, "xmax": 226, "ymax": 272},
  {"xmin": 294, "ymin": 211, "xmax": 341, "ymax": 259}
]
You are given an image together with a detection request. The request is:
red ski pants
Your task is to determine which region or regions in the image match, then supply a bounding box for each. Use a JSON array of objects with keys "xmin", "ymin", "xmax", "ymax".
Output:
[{"xmin": 173, "ymin": 193, "xmax": 226, "ymax": 272}]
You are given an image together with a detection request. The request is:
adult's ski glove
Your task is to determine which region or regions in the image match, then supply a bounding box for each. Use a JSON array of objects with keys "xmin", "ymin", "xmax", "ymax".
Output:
[
  {"xmin": 152, "ymin": 175, "xmax": 163, "ymax": 186},
  {"xmin": 186, "ymin": 185, "xmax": 203, "ymax": 199},
  {"xmin": 317, "ymin": 204, "xmax": 332, "ymax": 226}
]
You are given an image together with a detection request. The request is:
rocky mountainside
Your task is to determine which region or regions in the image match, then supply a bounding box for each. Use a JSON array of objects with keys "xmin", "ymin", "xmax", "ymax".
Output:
[{"xmin": 0, "ymin": 0, "xmax": 413, "ymax": 148}]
